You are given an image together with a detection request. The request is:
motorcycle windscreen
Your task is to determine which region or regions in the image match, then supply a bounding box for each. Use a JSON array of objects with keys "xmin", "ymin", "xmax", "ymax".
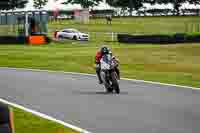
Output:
[
  {"xmin": 100, "ymin": 54, "xmax": 112, "ymax": 70},
  {"xmin": 102, "ymin": 54, "xmax": 112, "ymax": 63}
]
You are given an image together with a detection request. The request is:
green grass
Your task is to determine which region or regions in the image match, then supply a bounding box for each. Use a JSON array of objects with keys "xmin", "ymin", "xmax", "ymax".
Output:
[
  {"xmin": 1, "ymin": 16, "xmax": 200, "ymax": 133},
  {"xmin": 13, "ymin": 107, "xmax": 79, "ymax": 133},
  {"xmin": 49, "ymin": 16, "xmax": 200, "ymax": 35},
  {"xmin": 0, "ymin": 24, "xmax": 24, "ymax": 36},
  {"xmin": 48, "ymin": 16, "xmax": 200, "ymax": 42},
  {"xmin": 0, "ymin": 42, "xmax": 200, "ymax": 87}
]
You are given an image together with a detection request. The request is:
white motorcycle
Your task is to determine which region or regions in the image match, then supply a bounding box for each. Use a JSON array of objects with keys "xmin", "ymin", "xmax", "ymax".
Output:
[{"xmin": 100, "ymin": 54, "xmax": 120, "ymax": 94}]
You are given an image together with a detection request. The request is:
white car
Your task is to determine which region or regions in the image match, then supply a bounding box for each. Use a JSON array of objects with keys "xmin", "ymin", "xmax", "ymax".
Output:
[{"xmin": 56, "ymin": 29, "xmax": 89, "ymax": 41}]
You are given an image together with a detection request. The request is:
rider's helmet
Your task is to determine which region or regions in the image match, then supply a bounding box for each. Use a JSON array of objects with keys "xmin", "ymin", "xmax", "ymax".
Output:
[{"xmin": 100, "ymin": 46, "xmax": 109, "ymax": 55}]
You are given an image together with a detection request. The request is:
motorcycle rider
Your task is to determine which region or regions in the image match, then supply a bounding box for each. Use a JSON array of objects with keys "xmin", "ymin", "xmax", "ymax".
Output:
[{"xmin": 95, "ymin": 45, "xmax": 120, "ymax": 84}]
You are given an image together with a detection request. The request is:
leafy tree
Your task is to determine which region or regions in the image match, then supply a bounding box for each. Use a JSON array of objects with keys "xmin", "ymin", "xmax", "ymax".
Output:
[
  {"xmin": 148, "ymin": 0, "xmax": 200, "ymax": 15},
  {"xmin": 33, "ymin": 0, "xmax": 48, "ymax": 9},
  {"xmin": 62, "ymin": 0, "xmax": 103, "ymax": 8},
  {"xmin": 106, "ymin": 0, "xmax": 144, "ymax": 16},
  {"xmin": 0, "ymin": 0, "xmax": 9, "ymax": 10},
  {"xmin": 0, "ymin": 0, "xmax": 28, "ymax": 10}
]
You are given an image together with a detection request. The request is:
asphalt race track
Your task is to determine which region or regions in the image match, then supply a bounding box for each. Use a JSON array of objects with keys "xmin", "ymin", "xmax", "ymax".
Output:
[{"xmin": 0, "ymin": 68, "xmax": 199, "ymax": 133}]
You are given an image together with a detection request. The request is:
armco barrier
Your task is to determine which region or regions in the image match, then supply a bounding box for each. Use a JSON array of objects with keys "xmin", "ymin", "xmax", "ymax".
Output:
[
  {"xmin": 0, "ymin": 36, "xmax": 27, "ymax": 44},
  {"xmin": 117, "ymin": 34, "xmax": 174, "ymax": 44},
  {"xmin": 186, "ymin": 35, "xmax": 200, "ymax": 42},
  {"xmin": 117, "ymin": 33, "xmax": 200, "ymax": 44},
  {"xmin": 0, "ymin": 36, "xmax": 51, "ymax": 45}
]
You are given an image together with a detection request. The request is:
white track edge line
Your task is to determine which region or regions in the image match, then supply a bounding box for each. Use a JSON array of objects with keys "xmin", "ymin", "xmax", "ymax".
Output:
[
  {"xmin": 1, "ymin": 67, "xmax": 200, "ymax": 90},
  {"xmin": 0, "ymin": 98, "xmax": 91, "ymax": 133}
]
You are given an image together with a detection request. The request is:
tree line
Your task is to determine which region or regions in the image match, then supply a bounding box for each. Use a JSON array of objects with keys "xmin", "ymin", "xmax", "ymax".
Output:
[
  {"xmin": 1, "ymin": 0, "xmax": 200, "ymax": 16},
  {"xmin": 0, "ymin": 0, "xmax": 28, "ymax": 10},
  {"xmin": 0, "ymin": 0, "xmax": 47, "ymax": 10},
  {"xmin": 62, "ymin": 0, "xmax": 200, "ymax": 16}
]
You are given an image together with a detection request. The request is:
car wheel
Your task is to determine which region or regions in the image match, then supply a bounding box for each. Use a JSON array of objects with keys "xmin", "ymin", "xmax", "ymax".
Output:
[
  {"xmin": 73, "ymin": 36, "xmax": 77, "ymax": 40},
  {"xmin": 58, "ymin": 35, "xmax": 63, "ymax": 39}
]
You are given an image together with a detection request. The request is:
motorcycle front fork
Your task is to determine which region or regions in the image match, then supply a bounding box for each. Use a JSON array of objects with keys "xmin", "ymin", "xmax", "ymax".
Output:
[{"xmin": 101, "ymin": 71, "xmax": 110, "ymax": 86}]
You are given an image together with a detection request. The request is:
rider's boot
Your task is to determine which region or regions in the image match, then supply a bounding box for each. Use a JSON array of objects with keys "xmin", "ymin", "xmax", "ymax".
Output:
[
  {"xmin": 97, "ymin": 75, "xmax": 103, "ymax": 84},
  {"xmin": 96, "ymin": 70, "xmax": 103, "ymax": 84}
]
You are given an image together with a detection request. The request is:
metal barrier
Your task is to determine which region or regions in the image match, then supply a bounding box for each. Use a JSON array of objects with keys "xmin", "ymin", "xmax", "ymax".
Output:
[
  {"xmin": 0, "ymin": 11, "xmax": 49, "ymax": 44},
  {"xmin": 0, "ymin": 11, "xmax": 48, "ymax": 36}
]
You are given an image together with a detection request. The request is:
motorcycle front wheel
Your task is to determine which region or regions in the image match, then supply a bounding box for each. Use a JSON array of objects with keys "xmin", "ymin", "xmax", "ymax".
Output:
[
  {"xmin": 100, "ymin": 71, "xmax": 113, "ymax": 93},
  {"xmin": 111, "ymin": 71, "xmax": 120, "ymax": 94}
]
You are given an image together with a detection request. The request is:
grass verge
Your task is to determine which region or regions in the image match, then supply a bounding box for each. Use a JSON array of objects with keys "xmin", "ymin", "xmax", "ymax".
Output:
[
  {"xmin": 13, "ymin": 107, "xmax": 79, "ymax": 133},
  {"xmin": 0, "ymin": 42, "xmax": 199, "ymax": 88}
]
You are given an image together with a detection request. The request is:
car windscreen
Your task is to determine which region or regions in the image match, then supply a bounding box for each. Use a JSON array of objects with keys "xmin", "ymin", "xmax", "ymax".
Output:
[
  {"xmin": 71, "ymin": 29, "xmax": 79, "ymax": 33},
  {"xmin": 62, "ymin": 30, "xmax": 71, "ymax": 33}
]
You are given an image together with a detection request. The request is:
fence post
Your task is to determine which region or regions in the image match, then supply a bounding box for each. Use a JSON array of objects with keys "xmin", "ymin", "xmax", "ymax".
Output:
[
  {"xmin": 195, "ymin": 23, "xmax": 197, "ymax": 32},
  {"xmin": 185, "ymin": 23, "xmax": 188, "ymax": 33},
  {"xmin": 190, "ymin": 23, "xmax": 192, "ymax": 33},
  {"xmin": 25, "ymin": 11, "xmax": 29, "ymax": 37},
  {"xmin": 111, "ymin": 32, "xmax": 114, "ymax": 42},
  {"xmin": 0, "ymin": 11, "xmax": 1, "ymax": 25}
]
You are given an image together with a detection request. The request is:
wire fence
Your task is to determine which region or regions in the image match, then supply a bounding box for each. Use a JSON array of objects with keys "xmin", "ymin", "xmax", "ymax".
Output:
[
  {"xmin": 88, "ymin": 32, "xmax": 118, "ymax": 42},
  {"xmin": 0, "ymin": 24, "xmax": 25, "ymax": 36},
  {"xmin": 185, "ymin": 23, "xmax": 200, "ymax": 33}
]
